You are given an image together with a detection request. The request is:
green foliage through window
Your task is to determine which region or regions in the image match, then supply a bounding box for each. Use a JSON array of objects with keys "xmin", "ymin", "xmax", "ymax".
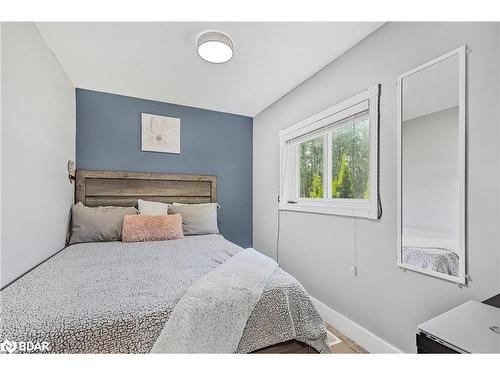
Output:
[
  {"xmin": 309, "ymin": 174, "xmax": 324, "ymax": 198},
  {"xmin": 332, "ymin": 154, "xmax": 353, "ymax": 198},
  {"xmin": 298, "ymin": 117, "xmax": 370, "ymax": 200},
  {"xmin": 331, "ymin": 118, "xmax": 369, "ymax": 199},
  {"xmin": 299, "ymin": 137, "xmax": 323, "ymax": 198}
]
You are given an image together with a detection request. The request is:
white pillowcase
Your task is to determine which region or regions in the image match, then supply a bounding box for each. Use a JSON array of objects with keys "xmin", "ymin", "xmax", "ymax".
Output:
[
  {"xmin": 172, "ymin": 202, "xmax": 220, "ymax": 208},
  {"xmin": 138, "ymin": 199, "xmax": 169, "ymax": 216}
]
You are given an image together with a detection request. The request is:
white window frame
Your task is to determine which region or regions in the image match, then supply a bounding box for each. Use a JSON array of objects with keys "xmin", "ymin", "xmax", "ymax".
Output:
[{"xmin": 279, "ymin": 84, "xmax": 380, "ymax": 219}]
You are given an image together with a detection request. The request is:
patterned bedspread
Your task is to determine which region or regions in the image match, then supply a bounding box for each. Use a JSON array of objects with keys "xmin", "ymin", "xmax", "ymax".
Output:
[
  {"xmin": 402, "ymin": 246, "xmax": 459, "ymax": 276},
  {"xmin": 0, "ymin": 235, "xmax": 329, "ymax": 353}
]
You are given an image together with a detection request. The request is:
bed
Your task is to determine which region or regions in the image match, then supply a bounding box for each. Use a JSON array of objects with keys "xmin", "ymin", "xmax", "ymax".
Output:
[
  {"xmin": 0, "ymin": 170, "xmax": 329, "ymax": 354},
  {"xmin": 402, "ymin": 227, "xmax": 459, "ymax": 277}
]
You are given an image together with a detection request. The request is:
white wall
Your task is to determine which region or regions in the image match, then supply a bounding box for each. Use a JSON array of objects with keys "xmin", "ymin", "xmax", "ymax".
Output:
[
  {"xmin": 253, "ymin": 22, "xmax": 500, "ymax": 352},
  {"xmin": 1, "ymin": 23, "xmax": 75, "ymax": 288},
  {"xmin": 402, "ymin": 107, "xmax": 459, "ymax": 235}
]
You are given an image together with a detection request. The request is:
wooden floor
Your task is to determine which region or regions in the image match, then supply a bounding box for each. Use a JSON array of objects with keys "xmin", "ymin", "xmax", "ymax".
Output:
[{"xmin": 326, "ymin": 323, "xmax": 369, "ymax": 354}]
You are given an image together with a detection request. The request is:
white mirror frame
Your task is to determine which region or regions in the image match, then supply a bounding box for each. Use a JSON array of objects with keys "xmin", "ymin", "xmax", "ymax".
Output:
[{"xmin": 397, "ymin": 45, "xmax": 467, "ymax": 284}]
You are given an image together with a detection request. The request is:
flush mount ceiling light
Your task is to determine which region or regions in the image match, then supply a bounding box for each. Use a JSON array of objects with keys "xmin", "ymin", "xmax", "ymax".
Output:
[{"xmin": 197, "ymin": 30, "xmax": 234, "ymax": 64}]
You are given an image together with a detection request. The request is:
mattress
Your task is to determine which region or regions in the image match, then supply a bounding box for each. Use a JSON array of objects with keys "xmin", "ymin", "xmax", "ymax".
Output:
[{"xmin": 0, "ymin": 235, "xmax": 329, "ymax": 353}]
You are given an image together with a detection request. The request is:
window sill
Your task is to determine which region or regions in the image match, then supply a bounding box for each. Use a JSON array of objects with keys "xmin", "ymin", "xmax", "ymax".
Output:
[{"xmin": 279, "ymin": 202, "xmax": 378, "ymax": 219}]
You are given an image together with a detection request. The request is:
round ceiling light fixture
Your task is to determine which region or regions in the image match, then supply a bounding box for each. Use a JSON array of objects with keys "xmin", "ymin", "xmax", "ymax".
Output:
[{"xmin": 197, "ymin": 30, "xmax": 234, "ymax": 64}]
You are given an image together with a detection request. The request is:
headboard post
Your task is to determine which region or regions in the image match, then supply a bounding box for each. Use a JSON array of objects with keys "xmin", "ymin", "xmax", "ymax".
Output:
[
  {"xmin": 75, "ymin": 170, "xmax": 87, "ymax": 204},
  {"xmin": 75, "ymin": 170, "xmax": 217, "ymax": 207}
]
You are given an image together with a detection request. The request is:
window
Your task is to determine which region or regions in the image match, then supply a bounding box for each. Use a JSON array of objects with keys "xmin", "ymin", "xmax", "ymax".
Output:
[
  {"xmin": 299, "ymin": 136, "xmax": 324, "ymax": 198},
  {"xmin": 331, "ymin": 115, "xmax": 369, "ymax": 199},
  {"xmin": 279, "ymin": 85, "xmax": 380, "ymax": 218}
]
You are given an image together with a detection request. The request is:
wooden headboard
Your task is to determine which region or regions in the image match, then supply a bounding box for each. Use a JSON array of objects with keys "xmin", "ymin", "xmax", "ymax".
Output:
[{"xmin": 75, "ymin": 170, "xmax": 217, "ymax": 207}]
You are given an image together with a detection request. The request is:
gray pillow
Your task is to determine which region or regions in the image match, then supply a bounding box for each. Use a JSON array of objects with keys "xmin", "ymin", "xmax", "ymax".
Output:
[
  {"xmin": 69, "ymin": 202, "xmax": 138, "ymax": 244},
  {"xmin": 169, "ymin": 203, "xmax": 219, "ymax": 236}
]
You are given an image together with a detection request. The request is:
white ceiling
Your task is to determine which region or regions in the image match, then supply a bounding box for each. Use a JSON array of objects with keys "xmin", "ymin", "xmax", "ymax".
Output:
[{"xmin": 36, "ymin": 22, "xmax": 382, "ymax": 116}]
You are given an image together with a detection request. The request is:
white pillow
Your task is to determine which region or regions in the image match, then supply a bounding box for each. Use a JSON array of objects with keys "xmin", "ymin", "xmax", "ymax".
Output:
[
  {"xmin": 172, "ymin": 202, "xmax": 220, "ymax": 208},
  {"xmin": 138, "ymin": 199, "xmax": 169, "ymax": 216}
]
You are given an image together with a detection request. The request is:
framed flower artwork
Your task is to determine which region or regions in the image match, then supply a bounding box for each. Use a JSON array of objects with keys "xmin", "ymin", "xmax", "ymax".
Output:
[{"xmin": 141, "ymin": 113, "xmax": 180, "ymax": 154}]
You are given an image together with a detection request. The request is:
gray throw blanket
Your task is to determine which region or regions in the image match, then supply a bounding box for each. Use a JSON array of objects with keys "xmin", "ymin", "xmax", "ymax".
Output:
[{"xmin": 152, "ymin": 248, "xmax": 277, "ymax": 353}]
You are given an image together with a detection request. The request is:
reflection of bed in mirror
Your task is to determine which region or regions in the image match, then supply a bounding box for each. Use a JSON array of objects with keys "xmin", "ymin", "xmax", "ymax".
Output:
[{"xmin": 402, "ymin": 227, "xmax": 459, "ymax": 276}]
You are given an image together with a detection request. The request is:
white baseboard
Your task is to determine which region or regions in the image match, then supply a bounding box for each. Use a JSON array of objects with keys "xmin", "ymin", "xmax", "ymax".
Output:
[{"xmin": 311, "ymin": 296, "xmax": 403, "ymax": 353}]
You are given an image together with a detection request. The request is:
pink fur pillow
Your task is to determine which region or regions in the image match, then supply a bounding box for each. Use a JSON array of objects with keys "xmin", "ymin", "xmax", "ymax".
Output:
[{"xmin": 121, "ymin": 214, "xmax": 184, "ymax": 243}]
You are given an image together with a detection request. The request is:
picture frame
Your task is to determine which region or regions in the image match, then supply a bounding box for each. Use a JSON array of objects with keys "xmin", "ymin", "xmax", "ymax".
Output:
[{"xmin": 141, "ymin": 113, "xmax": 181, "ymax": 154}]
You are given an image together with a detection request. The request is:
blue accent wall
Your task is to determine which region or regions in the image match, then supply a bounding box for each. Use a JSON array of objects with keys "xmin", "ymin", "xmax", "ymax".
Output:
[{"xmin": 76, "ymin": 89, "xmax": 253, "ymax": 248}]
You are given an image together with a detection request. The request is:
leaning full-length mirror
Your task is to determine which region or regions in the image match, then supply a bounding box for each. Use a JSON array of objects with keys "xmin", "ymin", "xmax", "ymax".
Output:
[{"xmin": 397, "ymin": 46, "xmax": 466, "ymax": 284}]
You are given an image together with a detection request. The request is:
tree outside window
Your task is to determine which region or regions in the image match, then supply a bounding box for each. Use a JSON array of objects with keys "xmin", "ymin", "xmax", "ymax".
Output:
[
  {"xmin": 299, "ymin": 137, "xmax": 324, "ymax": 198},
  {"xmin": 298, "ymin": 117, "xmax": 369, "ymax": 200}
]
